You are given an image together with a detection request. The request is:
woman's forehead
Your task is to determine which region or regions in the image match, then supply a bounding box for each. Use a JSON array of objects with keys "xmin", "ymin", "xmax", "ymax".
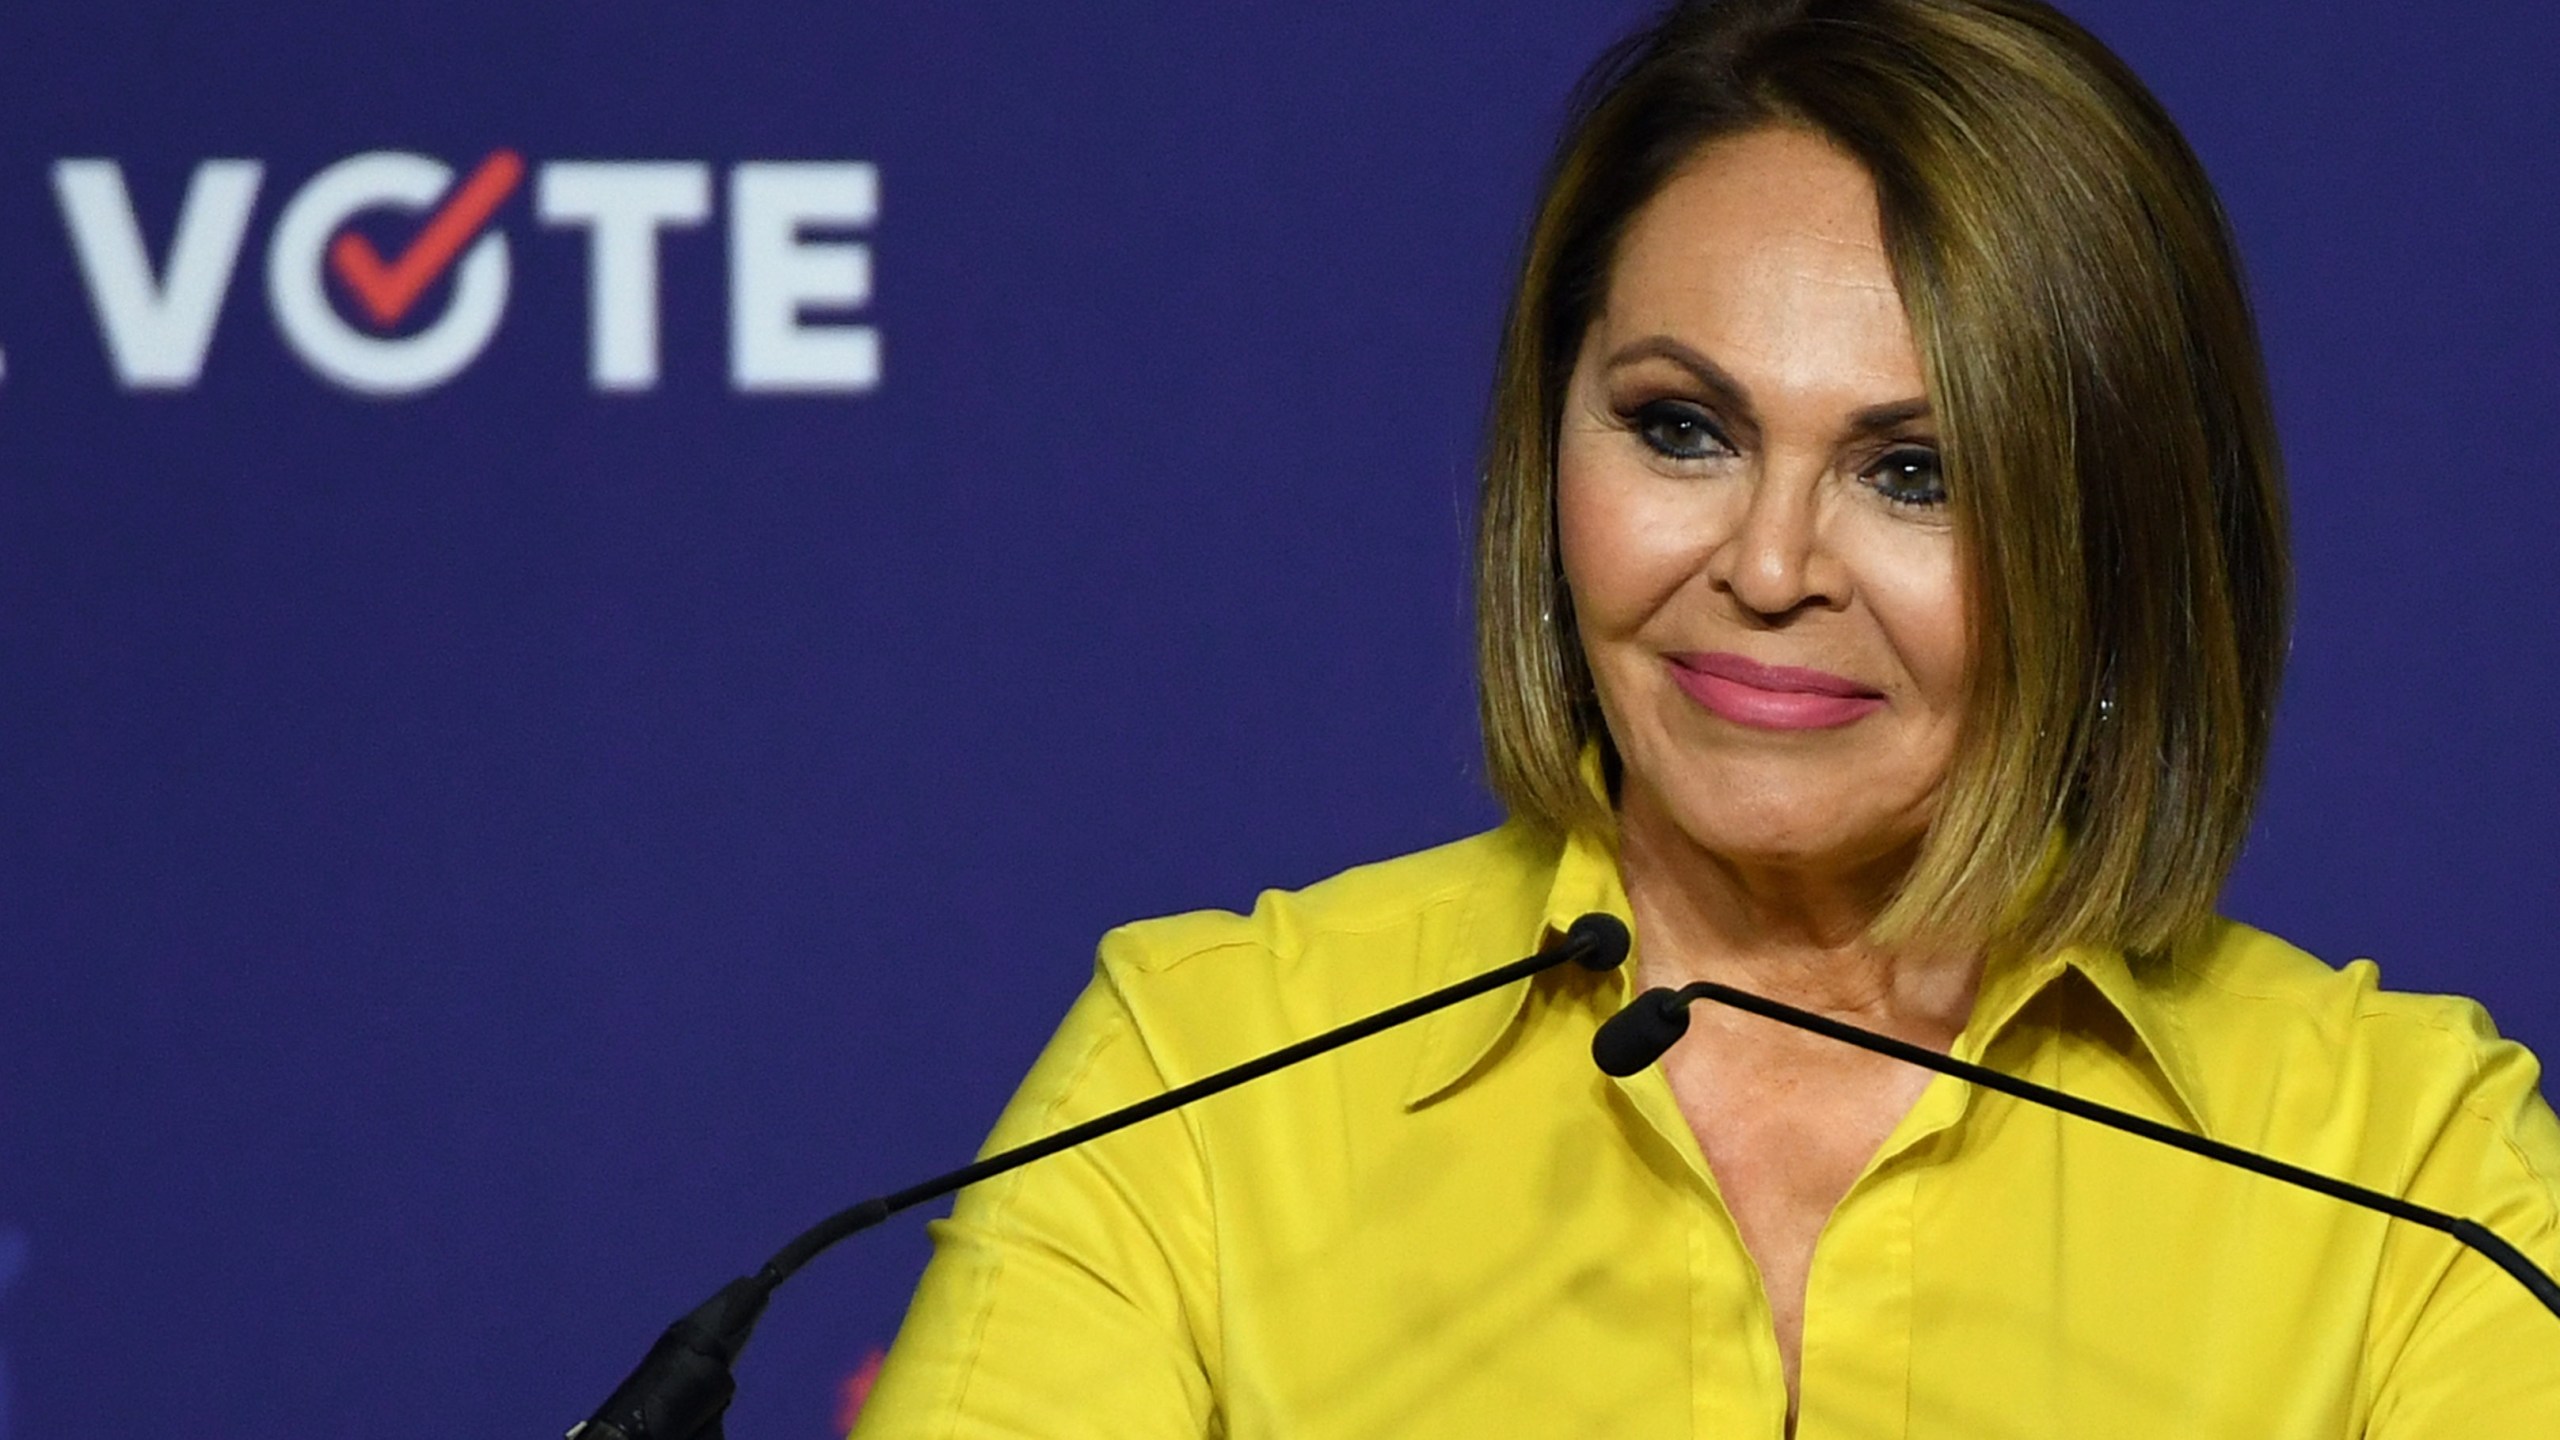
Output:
[{"xmin": 1593, "ymin": 130, "xmax": 1921, "ymax": 416}]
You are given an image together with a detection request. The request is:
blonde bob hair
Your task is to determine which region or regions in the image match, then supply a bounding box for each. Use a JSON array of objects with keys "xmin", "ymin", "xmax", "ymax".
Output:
[{"xmin": 1477, "ymin": 0, "xmax": 2289, "ymax": 959}]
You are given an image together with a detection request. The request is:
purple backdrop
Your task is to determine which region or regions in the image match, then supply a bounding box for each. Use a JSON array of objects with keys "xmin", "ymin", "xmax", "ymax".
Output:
[{"xmin": 4, "ymin": 3, "xmax": 2556, "ymax": 1436}]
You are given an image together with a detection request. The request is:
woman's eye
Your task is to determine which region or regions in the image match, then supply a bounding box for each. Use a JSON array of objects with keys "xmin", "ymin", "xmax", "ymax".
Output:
[
  {"xmin": 1865, "ymin": 446, "xmax": 1948, "ymax": 508},
  {"xmin": 1628, "ymin": 399, "xmax": 1732, "ymax": 462}
]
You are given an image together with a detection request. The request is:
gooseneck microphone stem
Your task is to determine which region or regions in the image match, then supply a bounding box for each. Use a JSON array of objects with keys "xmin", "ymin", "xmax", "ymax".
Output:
[
  {"xmin": 573, "ymin": 914, "xmax": 1633, "ymax": 1440},
  {"xmin": 1595, "ymin": 981, "xmax": 2560, "ymax": 1324},
  {"xmin": 768, "ymin": 916, "xmax": 1627, "ymax": 1276}
]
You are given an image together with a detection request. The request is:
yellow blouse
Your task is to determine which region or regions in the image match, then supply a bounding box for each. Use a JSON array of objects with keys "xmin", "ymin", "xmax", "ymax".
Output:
[{"xmin": 852, "ymin": 823, "xmax": 2560, "ymax": 1437}]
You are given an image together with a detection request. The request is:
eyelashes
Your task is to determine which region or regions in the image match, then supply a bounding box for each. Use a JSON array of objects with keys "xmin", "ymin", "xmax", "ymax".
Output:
[
  {"xmin": 1622, "ymin": 398, "xmax": 1734, "ymax": 462},
  {"xmin": 1611, "ymin": 397, "xmax": 1947, "ymax": 510},
  {"xmin": 1863, "ymin": 446, "xmax": 1947, "ymax": 509}
]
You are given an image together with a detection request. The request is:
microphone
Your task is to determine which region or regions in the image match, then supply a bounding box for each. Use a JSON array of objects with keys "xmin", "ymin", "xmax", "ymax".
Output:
[
  {"xmin": 1593, "ymin": 979, "xmax": 2560, "ymax": 1323},
  {"xmin": 572, "ymin": 912, "xmax": 1632, "ymax": 1440},
  {"xmin": 1591, "ymin": 986, "xmax": 1692, "ymax": 1079}
]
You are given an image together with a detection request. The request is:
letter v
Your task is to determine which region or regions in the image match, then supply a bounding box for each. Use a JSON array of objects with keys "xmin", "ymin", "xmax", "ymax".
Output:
[{"xmin": 54, "ymin": 159, "xmax": 262, "ymax": 389}]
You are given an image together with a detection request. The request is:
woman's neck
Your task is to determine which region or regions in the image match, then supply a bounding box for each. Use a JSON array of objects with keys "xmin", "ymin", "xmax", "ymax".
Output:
[{"xmin": 1614, "ymin": 781, "xmax": 1982, "ymax": 1038}]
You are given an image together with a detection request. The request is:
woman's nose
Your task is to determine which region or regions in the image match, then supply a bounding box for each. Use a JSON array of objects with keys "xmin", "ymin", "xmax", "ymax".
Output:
[{"xmin": 1707, "ymin": 466, "xmax": 1845, "ymax": 619}]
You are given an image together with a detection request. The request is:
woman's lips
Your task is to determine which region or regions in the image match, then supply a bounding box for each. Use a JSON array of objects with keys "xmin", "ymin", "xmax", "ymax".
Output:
[{"xmin": 1666, "ymin": 652, "xmax": 1885, "ymax": 730}]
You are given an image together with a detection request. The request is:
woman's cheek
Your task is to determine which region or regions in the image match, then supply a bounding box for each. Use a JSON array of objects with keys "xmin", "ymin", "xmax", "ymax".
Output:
[
  {"xmin": 1841, "ymin": 526, "xmax": 1968, "ymax": 698},
  {"xmin": 1558, "ymin": 458, "xmax": 1709, "ymax": 636}
]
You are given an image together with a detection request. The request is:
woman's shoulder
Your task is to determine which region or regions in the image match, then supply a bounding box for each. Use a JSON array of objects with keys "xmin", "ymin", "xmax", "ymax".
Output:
[
  {"xmin": 2170, "ymin": 920, "xmax": 2539, "ymax": 1090},
  {"xmin": 1081, "ymin": 823, "xmax": 1567, "ymax": 1066},
  {"xmin": 1098, "ymin": 824, "xmax": 1560, "ymax": 975},
  {"xmin": 2163, "ymin": 919, "xmax": 2560, "ymax": 1207}
]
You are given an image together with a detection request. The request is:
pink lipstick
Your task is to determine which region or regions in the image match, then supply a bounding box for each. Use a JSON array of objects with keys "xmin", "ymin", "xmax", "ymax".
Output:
[{"xmin": 1666, "ymin": 652, "xmax": 1885, "ymax": 730}]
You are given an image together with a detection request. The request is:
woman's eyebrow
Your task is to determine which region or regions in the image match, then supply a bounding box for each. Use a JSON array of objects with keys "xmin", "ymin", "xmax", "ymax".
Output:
[
  {"xmin": 1846, "ymin": 398, "xmax": 1933, "ymax": 435},
  {"xmin": 1603, "ymin": 335, "xmax": 1755, "ymax": 421},
  {"xmin": 1603, "ymin": 336, "xmax": 1932, "ymax": 439}
]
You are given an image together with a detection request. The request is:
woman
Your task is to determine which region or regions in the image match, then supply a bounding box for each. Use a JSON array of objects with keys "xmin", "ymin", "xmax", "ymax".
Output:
[{"xmin": 855, "ymin": 1, "xmax": 2560, "ymax": 1433}]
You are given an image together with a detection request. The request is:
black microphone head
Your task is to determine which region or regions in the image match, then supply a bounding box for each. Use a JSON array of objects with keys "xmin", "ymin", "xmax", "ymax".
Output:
[
  {"xmin": 1562, "ymin": 912, "xmax": 1632, "ymax": 971},
  {"xmin": 1592, "ymin": 987, "xmax": 1691, "ymax": 1076}
]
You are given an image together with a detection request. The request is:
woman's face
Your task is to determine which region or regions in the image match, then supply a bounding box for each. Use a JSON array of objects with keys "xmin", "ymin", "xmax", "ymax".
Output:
[{"xmin": 1556, "ymin": 126, "xmax": 1968, "ymax": 881}]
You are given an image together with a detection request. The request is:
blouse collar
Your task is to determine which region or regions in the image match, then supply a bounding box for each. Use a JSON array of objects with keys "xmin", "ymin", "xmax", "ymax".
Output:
[{"xmin": 1404, "ymin": 814, "xmax": 2211, "ymax": 1133}]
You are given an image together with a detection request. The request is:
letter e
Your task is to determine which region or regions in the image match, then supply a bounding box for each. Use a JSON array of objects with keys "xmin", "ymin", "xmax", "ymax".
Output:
[{"xmin": 729, "ymin": 163, "xmax": 878, "ymax": 393}]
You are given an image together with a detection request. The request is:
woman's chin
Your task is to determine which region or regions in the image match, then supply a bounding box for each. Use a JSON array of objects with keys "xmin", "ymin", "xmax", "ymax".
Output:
[{"xmin": 1623, "ymin": 774, "xmax": 1930, "ymax": 882}]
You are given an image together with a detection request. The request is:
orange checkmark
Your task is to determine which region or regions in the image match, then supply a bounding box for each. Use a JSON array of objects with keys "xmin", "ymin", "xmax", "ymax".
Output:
[{"xmin": 328, "ymin": 149, "xmax": 526, "ymax": 328}]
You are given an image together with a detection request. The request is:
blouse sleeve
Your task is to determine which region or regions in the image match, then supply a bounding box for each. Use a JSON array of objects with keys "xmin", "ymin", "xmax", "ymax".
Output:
[
  {"xmin": 2364, "ymin": 1015, "xmax": 2560, "ymax": 1434},
  {"xmin": 848, "ymin": 943, "xmax": 1221, "ymax": 1440}
]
